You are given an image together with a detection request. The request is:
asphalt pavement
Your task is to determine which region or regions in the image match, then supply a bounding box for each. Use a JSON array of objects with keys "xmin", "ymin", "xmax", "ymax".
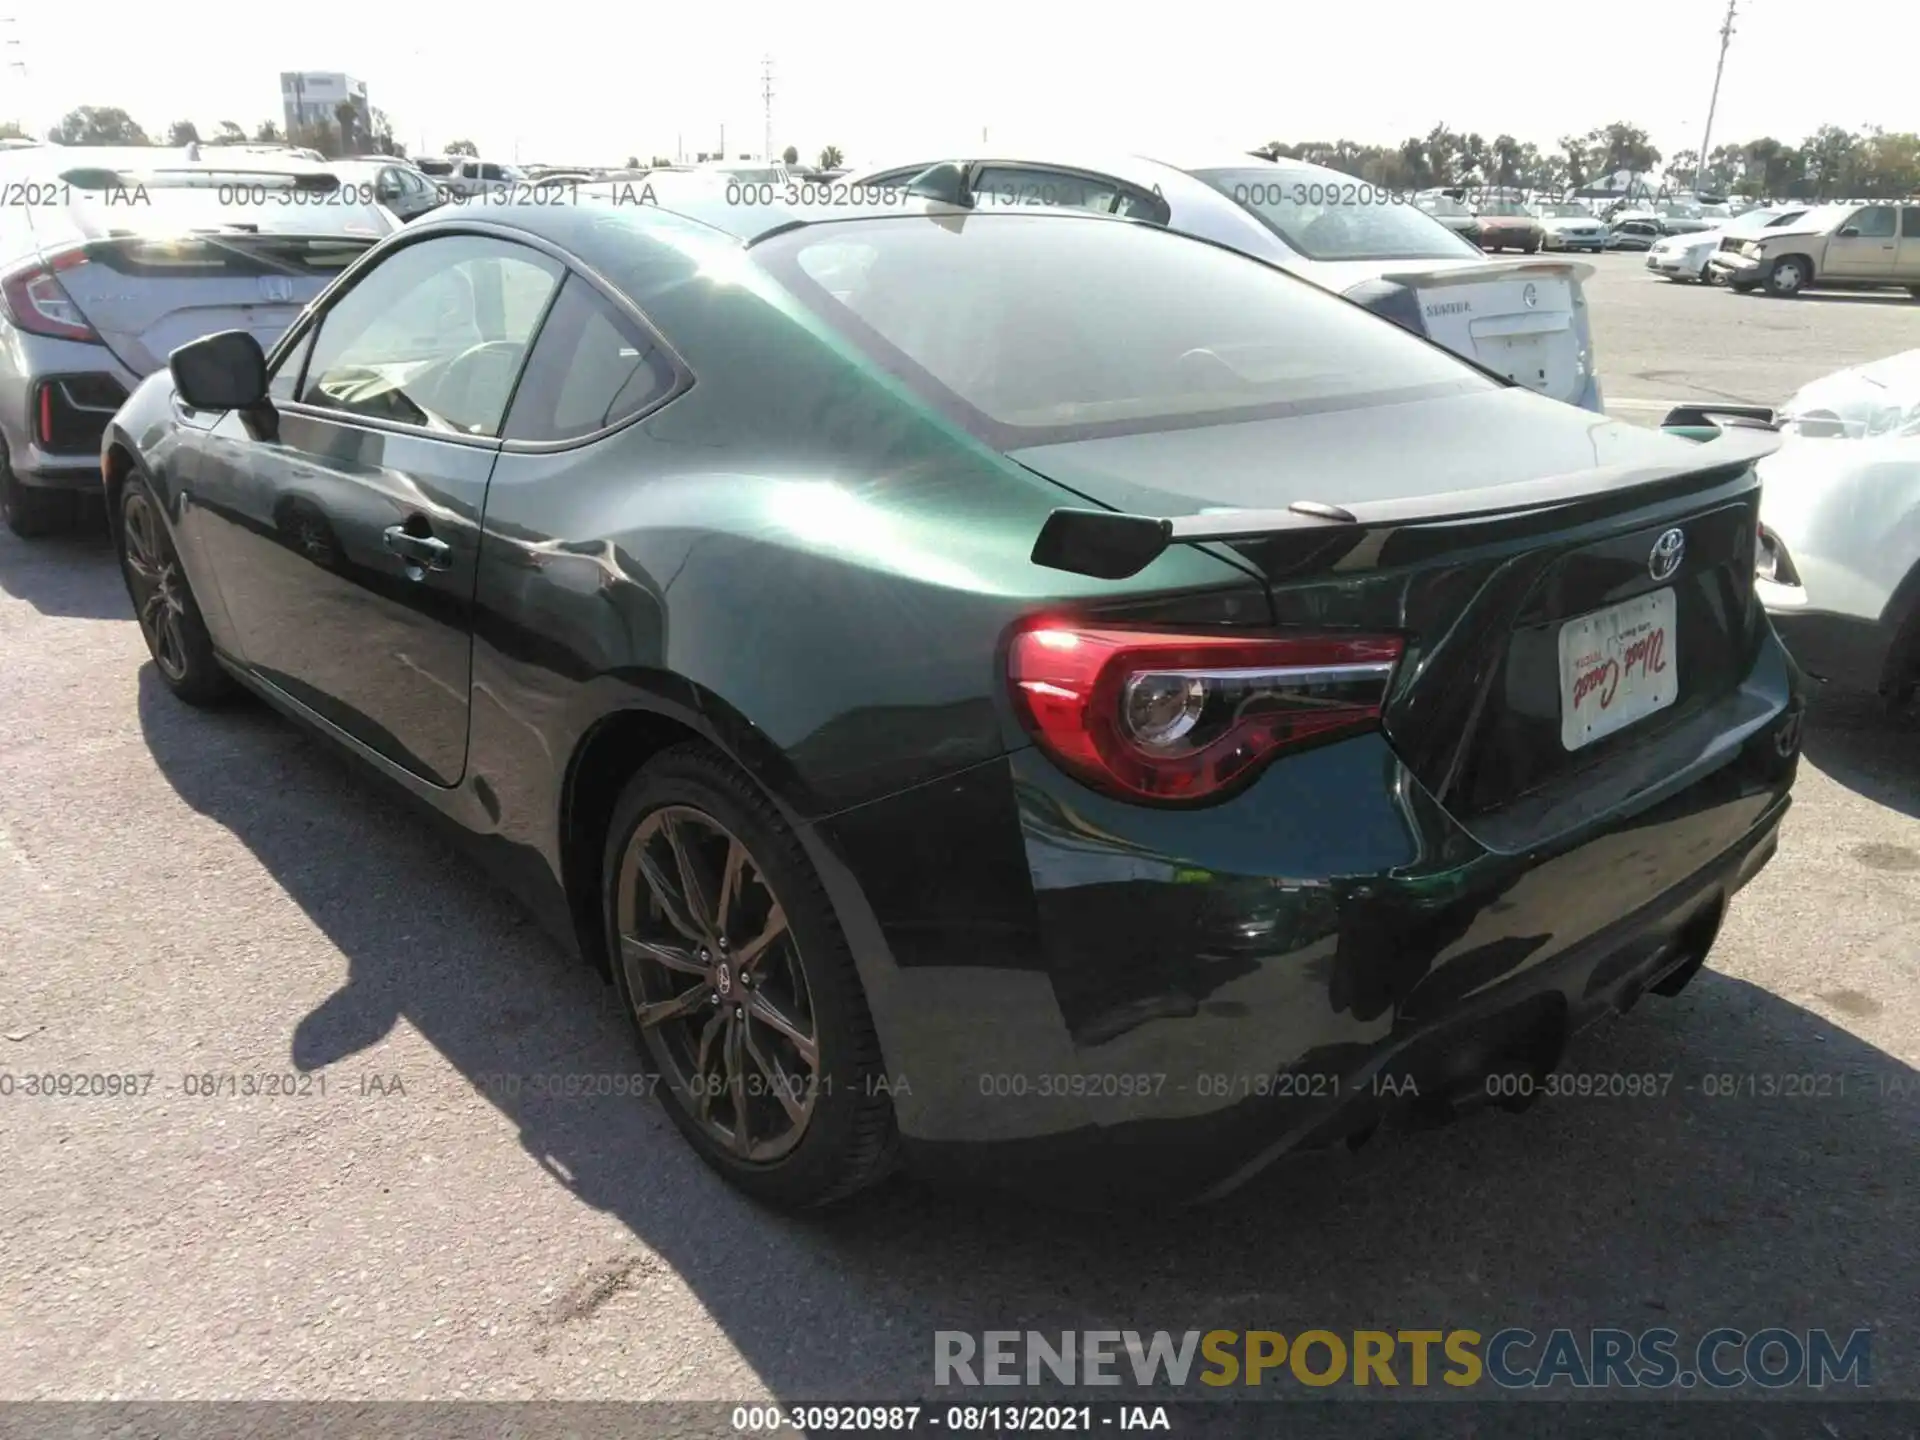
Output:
[{"xmin": 2, "ymin": 273, "xmax": 1918, "ymax": 1411}]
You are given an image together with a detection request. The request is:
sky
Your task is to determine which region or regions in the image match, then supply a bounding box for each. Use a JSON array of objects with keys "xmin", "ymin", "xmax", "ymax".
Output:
[{"xmin": 7, "ymin": 0, "xmax": 1914, "ymax": 170}]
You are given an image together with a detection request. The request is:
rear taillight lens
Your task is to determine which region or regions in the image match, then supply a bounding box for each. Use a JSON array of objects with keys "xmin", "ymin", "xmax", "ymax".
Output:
[
  {"xmin": 0, "ymin": 249, "xmax": 99, "ymax": 343},
  {"xmin": 1008, "ymin": 624, "xmax": 1404, "ymax": 805},
  {"xmin": 1342, "ymin": 278, "xmax": 1427, "ymax": 338}
]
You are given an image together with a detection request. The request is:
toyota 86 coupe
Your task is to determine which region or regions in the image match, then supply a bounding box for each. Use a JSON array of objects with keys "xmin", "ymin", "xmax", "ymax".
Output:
[{"xmin": 102, "ymin": 191, "xmax": 1805, "ymax": 1209}]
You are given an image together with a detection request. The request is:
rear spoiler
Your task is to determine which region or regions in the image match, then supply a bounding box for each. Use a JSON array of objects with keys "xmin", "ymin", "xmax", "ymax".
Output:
[
  {"xmin": 1030, "ymin": 414, "xmax": 1783, "ymax": 581},
  {"xmin": 1378, "ymin": 258, "xmax": 1597, "ymax": 285}
]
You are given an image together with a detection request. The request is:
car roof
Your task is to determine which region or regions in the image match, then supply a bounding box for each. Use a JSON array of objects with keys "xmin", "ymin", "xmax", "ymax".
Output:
[
  {"xmin": 401, "ymin": 184, "xmax": 1087, "ymax": 260},
  {"xmin": 851, "ymin": 147, "xmax": 1357, "ymax": 190}
]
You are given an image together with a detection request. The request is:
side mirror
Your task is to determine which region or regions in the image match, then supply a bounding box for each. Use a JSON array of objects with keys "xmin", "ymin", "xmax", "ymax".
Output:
[
  {"xmin": 1839, "ymin": 226, "xmax": 1860, "ymax": 237},
  {"xmin": 170, "ymin": 329, "xmax": 269, "ymax": 411}
]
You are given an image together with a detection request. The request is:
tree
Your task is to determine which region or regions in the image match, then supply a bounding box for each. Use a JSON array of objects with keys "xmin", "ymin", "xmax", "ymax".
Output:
[
  {"xmin": 649, "ymin": 155, "xmax": 673, "ymax": 168},
  {"xmin": 1490, "ymin": 134, "xmax": 1523, "ymax": 188},
  {"xmin": 209, "ymin": 119, "xmax": 244, "ymax": 145},
  {"xmin": 818, "ymin": 144, "xmax": 844, "ymax": 171},
  {"xmin": 252, "ymin": 120, "xmax": 280, "ymax": 143},
  {"xmin": 0, "ymin": 121, "xmax": 26, "ymax": 141},
  {"xmin": 781, "ymin": 144, "xmax": 799, "ymax": 165},
  {"xmin": 367, "ymin": 109, "xmax": 402, "ymax": 157},
  {"xmin": 166, "ymin": 119, "xmax": 200, "ymax": 146},
  {"xmin": 48, "ymin": 106, "xmax": 149, "ymax": 146},
  {"xmin": 445, "ymin": 138, "xmax": 478, "ymax": 156},
  {"xmin": 625, "ymin": 154, "xmax": 640, "ymax": 169}
]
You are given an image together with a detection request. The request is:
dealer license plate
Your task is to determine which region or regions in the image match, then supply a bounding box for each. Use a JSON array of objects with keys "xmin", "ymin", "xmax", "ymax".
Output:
[{"xmin": 1557, "ymin": 588, "xmax": 1678, "ymax": 751}]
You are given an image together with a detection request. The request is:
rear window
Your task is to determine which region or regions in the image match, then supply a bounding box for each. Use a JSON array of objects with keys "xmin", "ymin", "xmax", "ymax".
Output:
[
  {"xmin": 1194, "ymin": 169, "xmax": 1482, "ymax": 262},
  {"xmin": 754, "ymin": 212, "xmax": 1493, "ymax": 448},
  {"xmin": 416, "ymin": 159, "xmax": 454, "ymax": 176}
]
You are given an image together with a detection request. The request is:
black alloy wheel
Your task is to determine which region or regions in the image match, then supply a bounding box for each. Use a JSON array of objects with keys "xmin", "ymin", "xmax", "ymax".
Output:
[
  {"xmin": 604, "ymin": 745, "xmax": 897, "ymax": 1207},
  {"xmin": 117, "ymin": 478, "xmax": 234, "ymax": 705}
]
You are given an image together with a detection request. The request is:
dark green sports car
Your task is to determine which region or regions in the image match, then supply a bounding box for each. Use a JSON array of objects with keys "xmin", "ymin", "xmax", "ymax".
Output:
[{"xmin": 103, "ymin": 189, "xmax": 1804, "ymax": 1208}]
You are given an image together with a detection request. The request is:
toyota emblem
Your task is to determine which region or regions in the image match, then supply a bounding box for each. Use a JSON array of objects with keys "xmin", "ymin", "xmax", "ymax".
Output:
[
  {"xmin": 1522, "ymin": 282, "xmax": 1538, "ymax": 309},
  {"xmin": 1648, "ymin": 527, "xmax": 1686, "ymax": 582}
]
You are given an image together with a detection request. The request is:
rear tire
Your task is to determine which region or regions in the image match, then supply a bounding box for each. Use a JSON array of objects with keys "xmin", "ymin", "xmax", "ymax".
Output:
[
  {"xmin": 0, "ymin": 446, "xmax": 76, "ymax": 539},
  {"xmin": 602, "ymin": 743, "xmax": 899, "ymax": 1209},
  {"xmin": 116, "ymin": 472, "xmax": 236, "ymax": 707}
]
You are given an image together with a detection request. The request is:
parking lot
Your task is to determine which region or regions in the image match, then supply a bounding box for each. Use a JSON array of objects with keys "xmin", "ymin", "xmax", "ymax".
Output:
[{"xmin": 2, "ymin": 261, "xmax": 1918, "ymax": 1407}]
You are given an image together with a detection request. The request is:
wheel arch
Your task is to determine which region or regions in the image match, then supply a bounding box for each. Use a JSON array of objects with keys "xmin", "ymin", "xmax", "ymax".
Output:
[
  {"xmin": 102, "ymin": 439, "xmax": 137, "ymax": 540},
  {"xmin": 556, "ymin": 682, "xmax": 829, "ymax": 981}
]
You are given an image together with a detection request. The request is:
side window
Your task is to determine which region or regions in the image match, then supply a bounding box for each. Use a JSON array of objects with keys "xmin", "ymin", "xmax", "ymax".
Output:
[
  {"xmin": 1849, "ymin": 206, "xmax": 1897, "ymax": 238},
  {"xmin": 459, "ymin": 161, "xmax": 478, "ymax": 180},
  {"xmin": 268, "ymin": 325, "xmax": 317, "ymax": 403},
  {"xmin": 502, "ymin": 274, "xmax": 680, "ymax": 443},
  {"xmin": 480, "ymin": 163, "xmax": 505, "ymax": 182},
  {"xmin": 297, "ymin": 235, "xmax": 564, "ymax": 436},
  {"xmin": 1903, "ymin": 208, "xmax": 1920, "ymax": 238}
]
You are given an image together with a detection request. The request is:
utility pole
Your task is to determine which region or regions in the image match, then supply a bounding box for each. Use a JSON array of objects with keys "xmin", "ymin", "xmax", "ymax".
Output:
[
  {"xmin": 761, "ymin": 55, "xmax": 774, "ymax": 162},
  {"xmin": 1694, "ymin": 0, "xmax": 1737, "ymax": 198}
]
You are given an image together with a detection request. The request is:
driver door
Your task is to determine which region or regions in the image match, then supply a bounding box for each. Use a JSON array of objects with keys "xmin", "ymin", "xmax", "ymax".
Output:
[
  {"xmin": 190, "ymin": 233, "xmax": 564, "ymax": 786},
  {"xmin": 1824, "ymin": 205, "xmax": 1898, "ymax": 279}
]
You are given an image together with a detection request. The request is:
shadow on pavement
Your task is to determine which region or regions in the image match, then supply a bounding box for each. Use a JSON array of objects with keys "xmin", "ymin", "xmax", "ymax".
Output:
[
  {"xmin": 1802, "ymin": 686, "xmax": 1920, "ymax": 822},
  {"xmin": 135, "ymin": 661, "xmax": 1920, "ymax": 1404},
  {"xmin": 0, "ymin": 522, "xmax": 124, "ymax": 620}
]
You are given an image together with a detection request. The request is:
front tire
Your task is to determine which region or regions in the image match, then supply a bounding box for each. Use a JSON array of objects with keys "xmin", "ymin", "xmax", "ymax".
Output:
[
  {"xmin": 0, "ymin": 445, "xmax": 76, "ymax": 538},
  {"xmin": 602, "ymin": 743, "xmax": 898, "ymax": 1208},
  {"xmin": 1766, "ymin": 256, "xmax": 1811, "ymax": 297},
  {"xmin": 117, "ymin": 474, "xmax": 236, "ymax": 706}
]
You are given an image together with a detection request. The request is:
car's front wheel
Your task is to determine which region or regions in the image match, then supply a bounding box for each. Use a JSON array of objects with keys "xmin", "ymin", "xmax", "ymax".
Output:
[
  {"xmin": 117, "ymin": 475, "xmax": 235, "ymax": 706},
  {"xmin": 603, "ymin": 743, "xmax": 898, "ymax": 1208},
  {"xmin": 0, "ymin": 443, "xmax": 76, "ymax": 539},
  {"xmin": 1767, "ymin": 256, "xmax": 1812, "ymax": 296}
]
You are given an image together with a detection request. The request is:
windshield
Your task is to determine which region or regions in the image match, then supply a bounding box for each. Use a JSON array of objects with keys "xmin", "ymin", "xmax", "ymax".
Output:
[
  {"xmin": 754, "ymin": 212, "xmax": 1492, "ymax": 448},
  {"xmin": 1416, "ymin": 195, "xmax": 1472, "ymax": 217},
  {"xmin": 1480, "ymin": 202, "xmax": 1536, "ymax": 218},
  {"xmin": 1192, "ymin": 168, "xmax": 1480, "ymax": 262},
  {"xmin": 1538, "ymin": 204, "xmax": 1592, "ymax": 218}
]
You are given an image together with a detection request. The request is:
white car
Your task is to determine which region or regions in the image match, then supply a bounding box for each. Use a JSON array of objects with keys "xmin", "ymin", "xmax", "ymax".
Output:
[
  {"xmin": 1535, "ymin": 202, "xmax": 1609, "ymax": 253},
  {"xmin": 844, "ymin": 151, "xmax": 1604, "ymax": 412},
  {"xmin": 1647, "ymin": 206, "xmax": 1813, "ymax": 283},
  {"xmin": 1752, "ymin": 349, "xmax": 1920, "ymax": 715}
]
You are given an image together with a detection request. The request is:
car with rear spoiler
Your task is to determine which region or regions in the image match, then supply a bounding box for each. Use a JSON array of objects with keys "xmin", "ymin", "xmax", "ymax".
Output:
[
  {"xmin": 0, "ymin": 161, "xmax": 395, "ymax": 537},
  {"xmin": 842, "ymin": 150, "xmax": 1604, "ymax": 413},
  {"xmin": 102, "ymin": 194, "xmax": 1801, "ymax": 1209}
]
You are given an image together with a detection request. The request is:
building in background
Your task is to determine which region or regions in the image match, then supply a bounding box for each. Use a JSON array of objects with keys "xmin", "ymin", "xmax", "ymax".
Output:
[{"xmin": 280, "ymin": 72, "xmax": 370, "ymax": 153}]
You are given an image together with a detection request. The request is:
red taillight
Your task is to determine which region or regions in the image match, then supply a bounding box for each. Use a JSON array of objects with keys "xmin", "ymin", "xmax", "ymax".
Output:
[
  {"xmin": 1007, "ymin": 623, "xmax": 1404, "ymax": 805},
  {"xmin": 1, "ymin": 249, "xmax": 99, "ymax": 343}
]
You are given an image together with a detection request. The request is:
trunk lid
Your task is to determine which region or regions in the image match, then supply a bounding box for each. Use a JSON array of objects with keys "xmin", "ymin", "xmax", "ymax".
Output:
[
  {"xmin": 1012, "ymin": 388, "xmax": 1777, "ymax": 846},
  {"xmin": 56, "ymin": 230, "xmax": 370, "ymax": 376},
  {"xmin": 1316, "ymin": 257, "xmax": 1594, "ymax": 407}
]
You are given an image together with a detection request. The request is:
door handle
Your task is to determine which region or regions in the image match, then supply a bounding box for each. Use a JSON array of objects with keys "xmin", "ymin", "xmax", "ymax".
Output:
[{"xmin": 383, "ymin": 524, "xmax": 452, "ymax": 571}]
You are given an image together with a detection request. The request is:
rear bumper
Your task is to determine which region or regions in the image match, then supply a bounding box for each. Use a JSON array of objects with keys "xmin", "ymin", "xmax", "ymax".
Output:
[
  {"xmin": 11, "ymin": 463, "xmax": 103, "ymax": 493},
  {"xmin": 1647, "ymin": 251, "xmax": 1707, "ymax": 277},
  {"xmin": 815, "ymin": 638, "xmax": 1803, "ymax": 1204}
]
